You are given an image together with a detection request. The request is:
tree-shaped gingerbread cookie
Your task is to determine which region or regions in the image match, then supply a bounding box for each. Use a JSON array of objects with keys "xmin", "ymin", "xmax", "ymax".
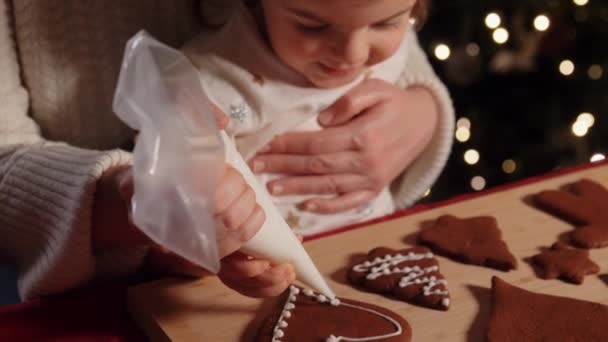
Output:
[{"xmin": 533, "ymin": 178, "xmax": 608, "ymax": 248}]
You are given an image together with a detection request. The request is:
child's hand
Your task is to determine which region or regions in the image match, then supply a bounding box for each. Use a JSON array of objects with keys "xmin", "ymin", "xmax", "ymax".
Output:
[
  {"xmin": 249, "ymin": 79, "xmax": 439, "ymax": 213},
  {"xmin": 217, "ymin": 252, "xmax": 295, "ymax": 298}
]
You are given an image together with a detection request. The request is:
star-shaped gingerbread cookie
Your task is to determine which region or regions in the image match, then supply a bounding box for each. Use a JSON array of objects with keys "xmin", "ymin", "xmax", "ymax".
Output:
[
  {"xmin": 418, "ymin": 215, "xmax": 517, "ymax": 271},
  {"xmin": 533, "ymin": 178, "xmax": 608, "ymax": 248},
  {"xmin": 348, "ymin": 246, "xmax": 450, "ymax": 310},
  {"xmin": 531, "ymin": 242, "xmax": 600, "ymax": 284}
]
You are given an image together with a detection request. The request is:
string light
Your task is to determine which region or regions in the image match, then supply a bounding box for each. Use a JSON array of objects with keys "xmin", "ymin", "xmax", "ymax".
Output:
[
  {"xmin": 588, "ymin": 65, "xmax": 603, "ymax": 80},
  {"xmin": 485, "ymin": 13, "xmax": 501, "ymax": 29},
  {"xmin": 533, "ymin": 15, "xmax": 551, "ymax": 31},
  {"xmin": 434, "ymin": 43, "xmax": 451, "ymax": 61},
  {"xmin": 559, "ymin": 60, "xmax": 575, "ymax": 76},
  {"xmin": 464, "ymin": 149, "xmax": 480, "ymax": 165},
  {"xmin": 502, "ymin": 159, "xmax": 517, "ymax": 174},
  {"xmin": 573, "ymin": 0, "xmax": 589, "ymax": 6},
  {"xmin": 466, "ymin": 43, "xmax": 480, "ymax": 57},
  {"xmin": 493, "ymin": 28, "xmax": 509, "ymax": 44},
  {"xmin": 423, "ymin": 189, "xmax": 431, "ymax": 197},
  {"xmin": 455, "ymin": 127, "xmax": 471, "ymax": 142},
  {"xmin": 577, "ymin": 112, "xmax": 595, "ymax": 127},
  {"xmin": 457, "ymin": 117, "xmax": 471, "ymax": 129},
  {"xmin": 471, "ymin": 176, "xmax": 486, "ymax": 191},
  {"xmin": 590, "ymin": 153, "xmax": 606, "ymax": 162},
  {"xmin": 572, "ymin": 120, "xmax": 589, "ymax": 137}
]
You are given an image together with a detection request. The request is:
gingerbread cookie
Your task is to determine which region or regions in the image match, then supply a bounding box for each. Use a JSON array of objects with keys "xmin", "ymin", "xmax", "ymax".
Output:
[
  {"xmin": 418, "ymin": 215, "xmax": 517, "ymax": 271},
  {"xmin": 348, "ymin": 247, "xmax": 450, "ymax": 310},
  {"xmin": 531, "ymin": 242, "xmax": 600, "ymax": 284},
  {"xmin": 487, "ymin": 277, "xmax": 608, "ymax": 342},
  {"xmin": 533, "ymin": 178, "xmax": 608, "ymax": 248},
  {"xmin": 255, "ymin": 285, "xmax": 412, "ymax": 342}
]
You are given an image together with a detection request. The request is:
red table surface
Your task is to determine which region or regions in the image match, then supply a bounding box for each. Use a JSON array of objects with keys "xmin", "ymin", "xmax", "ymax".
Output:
[{"xmin": 1, "ymin": 160, "xmax": 605, "ymax": 342}]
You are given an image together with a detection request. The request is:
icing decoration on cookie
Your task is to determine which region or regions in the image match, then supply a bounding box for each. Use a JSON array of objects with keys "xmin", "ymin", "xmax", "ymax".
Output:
[
  {"xmin": 419, "ymin": 215, "xmax": 517, "ymax": 271},
  {"xmin": 255, "ymin": 285, "xmax": 412, "ymax": 342},
  {"xmin": 531, "ymin": 242, "xmax": 600, "ymax": 284},
  {"xmin": 348, "ymin": 247, "xmax": 450, "ymax": 310},
  {"xmin": 533, "ymin": 178, "xmax": 608, "ymax": 248}
]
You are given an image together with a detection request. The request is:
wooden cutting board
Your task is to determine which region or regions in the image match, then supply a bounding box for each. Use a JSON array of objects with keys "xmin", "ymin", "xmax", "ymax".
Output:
[{"xmin": 128, "ymin": 162, "xmax": 608, "ymax": 342}]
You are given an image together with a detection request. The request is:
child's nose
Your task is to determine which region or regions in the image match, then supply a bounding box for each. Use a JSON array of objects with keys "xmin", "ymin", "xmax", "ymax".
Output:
[{"xmin": 330, "ymin": 30, "xmax": 369, "ymax": 67}]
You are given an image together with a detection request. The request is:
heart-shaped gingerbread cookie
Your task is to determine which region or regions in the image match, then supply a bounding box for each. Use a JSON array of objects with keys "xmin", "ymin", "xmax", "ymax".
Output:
[
  {"xmin": 255, "ymin": 285, "xmax": 412, "ymax": 342},
  {"xmin": 487, "ymin": 277, "xmax": 608, "ymax": 341}
]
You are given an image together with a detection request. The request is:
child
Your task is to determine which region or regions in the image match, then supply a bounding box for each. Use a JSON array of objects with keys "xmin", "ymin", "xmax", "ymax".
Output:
[{"xmin": 183, "ymin": 0, "xmax": 454, "ymax": 237}]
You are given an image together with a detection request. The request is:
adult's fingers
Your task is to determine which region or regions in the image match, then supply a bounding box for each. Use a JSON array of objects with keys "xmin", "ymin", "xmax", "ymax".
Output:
[
  {"xmin": 318, "ymin": 79, "xmax": 391, "ymax": 126},
  {"xmin": 257, "ymin": 128, "xmax": 360, "ymax": 156},
  {"xmin": 300, "ymin": 190, "xmax": 378, "ymax": 214},
  {"xmin": 265, "ymin": 174, "xmax": 373, "ymax": 197},
  {"xmin": 250, "ymin": 151, "xmax": 365, "ymax": 175}
]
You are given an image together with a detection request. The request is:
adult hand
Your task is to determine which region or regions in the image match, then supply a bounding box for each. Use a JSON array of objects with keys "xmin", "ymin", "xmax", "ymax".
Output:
[{"xmin": 249, "ymin": 79, "xmax": 439, "ymax": 214}]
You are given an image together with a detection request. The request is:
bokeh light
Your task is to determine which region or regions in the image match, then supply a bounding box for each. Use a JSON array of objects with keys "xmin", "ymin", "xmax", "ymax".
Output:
[
  {"xmin": 502, "ymin": 159, "xmax": 517, "ymax": 174},
  {"xmin": 590, "ymin": 153, "xmax": 605, "ymax": 162},
  {"xmin": 434, "ymin": 44, "xmax": 451, "ymax": 61},
  {"xmin": 533, "ymin": 15, "xmax": 551, "ymax": 31},
  {"xmin": 471, "ymin": 176, "xmax": 487, "ymax": 191},
  {"xmin": 485, "ymin": 13, "xmax": 501, "ymax": 29},
  {"xmin": 493, "ymin": 28, "xmax": 509, "ymax": 44},
  {"xmin": 559, "ymin": 60, "xmax": 575, "ymax": 76},
  {"xmin": 464, "ymin": 149, "xmax": 480, "ymax": 165}
]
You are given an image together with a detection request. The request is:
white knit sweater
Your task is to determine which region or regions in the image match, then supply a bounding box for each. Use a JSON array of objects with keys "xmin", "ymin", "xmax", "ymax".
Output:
[
  {"xmin": 0, "ymin": 0, "xmax": 198, "ymax": 300},
  {"xmin": 0, "ymin": 0, "xmax": 453, "ymax": 300},
  {"xmin": 184, "ymin": 3, "xmax": 455, "ymax": 235}
]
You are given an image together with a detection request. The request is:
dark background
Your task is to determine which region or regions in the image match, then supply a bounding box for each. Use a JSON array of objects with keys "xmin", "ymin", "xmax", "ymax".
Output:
[{"xmin": 416, "ymin": 0, "xmax": 607, "ymax": 203}]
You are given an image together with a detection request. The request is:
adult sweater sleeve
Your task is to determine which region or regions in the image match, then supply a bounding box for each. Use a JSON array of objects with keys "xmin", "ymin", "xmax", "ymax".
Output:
[
  {"xmin": 0, "ymin": 1, "xmax": 144, "ymax": 300},
  {"xmin": 391, "ymin": 29, "xmax": 455, "ymax": 209}
]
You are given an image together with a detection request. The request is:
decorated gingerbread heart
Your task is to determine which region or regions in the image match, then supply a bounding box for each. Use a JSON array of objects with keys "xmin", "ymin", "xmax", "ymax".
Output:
[
  {"xmin": 348, "ymin": 246, "xmax": 450, "ymax": 310},
  {"xmin": 533, "ymin": 178, "xmax": 608, "ymax": 248},
  {"xmin": 255, "ymin": 285, "xmax": 412, "ymax": 342}
]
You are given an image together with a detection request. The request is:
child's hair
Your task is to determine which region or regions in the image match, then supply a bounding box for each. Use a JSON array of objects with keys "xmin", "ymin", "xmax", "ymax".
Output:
[{"xmin": 196, "ymin": 0, "xmax": 431, "ymax": 31}]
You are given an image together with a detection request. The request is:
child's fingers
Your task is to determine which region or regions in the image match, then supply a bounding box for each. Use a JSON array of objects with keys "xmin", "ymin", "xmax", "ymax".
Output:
[
  {"xmin": 223, "ymin": 277, "xmax": 292, "ymax": 298},
  {"xmin": 219, "ymin": 253, "xmax": 270, "ymax": 279},
  {"xmin": 223, "ymin": 262, "xmax": 295, "ymax": 289},
  {"xmin": 221, "ymin": 263, "xmax": 295, "ymax": 298},
  {"xmin": 209, "ymin": 101, "xmax": 229, "ymax": 129},
  {"xmin": 214, "ymin": 166, "xmax": 247, "ymax": 215}
]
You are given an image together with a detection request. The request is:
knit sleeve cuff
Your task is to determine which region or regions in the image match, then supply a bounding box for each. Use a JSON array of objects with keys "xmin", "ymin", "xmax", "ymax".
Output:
[
  {"xmin": 392, "ymin": 78, "xmax": 455, "ymax": 208},
  {"xmin": 0, "ymin": 142, "xmax": 139, "ymax": 300},
  {"xmin": 391, "ymin": 30, "xmax": 455, "ymax": 208}
]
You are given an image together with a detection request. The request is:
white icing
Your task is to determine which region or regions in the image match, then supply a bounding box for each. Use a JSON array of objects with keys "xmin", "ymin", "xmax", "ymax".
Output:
[
  {"xmin": 271, "ymin": 286, "xmax": 403, "ymax": 342},
  {"xmin": 352, "ymin": 251, "xmax": 450, "ymax": 307}
]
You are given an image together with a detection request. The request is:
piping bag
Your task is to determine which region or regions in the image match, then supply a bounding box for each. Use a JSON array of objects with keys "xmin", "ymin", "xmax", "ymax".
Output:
[{"xmin": 112, "ymin": 31, "xmax": 334, "ymax": 298}]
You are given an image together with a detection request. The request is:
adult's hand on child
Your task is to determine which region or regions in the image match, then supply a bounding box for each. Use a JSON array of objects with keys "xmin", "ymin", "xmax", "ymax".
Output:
[{"xmin": 249, "ymin": 79, "xmax": 439, "ymax": 214}]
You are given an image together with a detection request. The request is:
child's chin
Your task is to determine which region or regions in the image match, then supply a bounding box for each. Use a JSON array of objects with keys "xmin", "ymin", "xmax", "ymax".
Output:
[{"xmin": 308, "ymin": 74, "xmax": 360, "ymax": 89}]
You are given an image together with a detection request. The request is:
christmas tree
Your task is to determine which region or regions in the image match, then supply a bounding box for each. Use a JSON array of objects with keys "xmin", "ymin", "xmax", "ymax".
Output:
[{"xmin": 419, "ymin": 0, "xmax": 607, "ymax": 202}]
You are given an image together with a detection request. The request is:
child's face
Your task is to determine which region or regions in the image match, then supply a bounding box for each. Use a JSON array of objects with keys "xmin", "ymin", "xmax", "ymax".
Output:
[{"xmin": 261, "ymin": 0, "xmax": 416, "ymax": 88}]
